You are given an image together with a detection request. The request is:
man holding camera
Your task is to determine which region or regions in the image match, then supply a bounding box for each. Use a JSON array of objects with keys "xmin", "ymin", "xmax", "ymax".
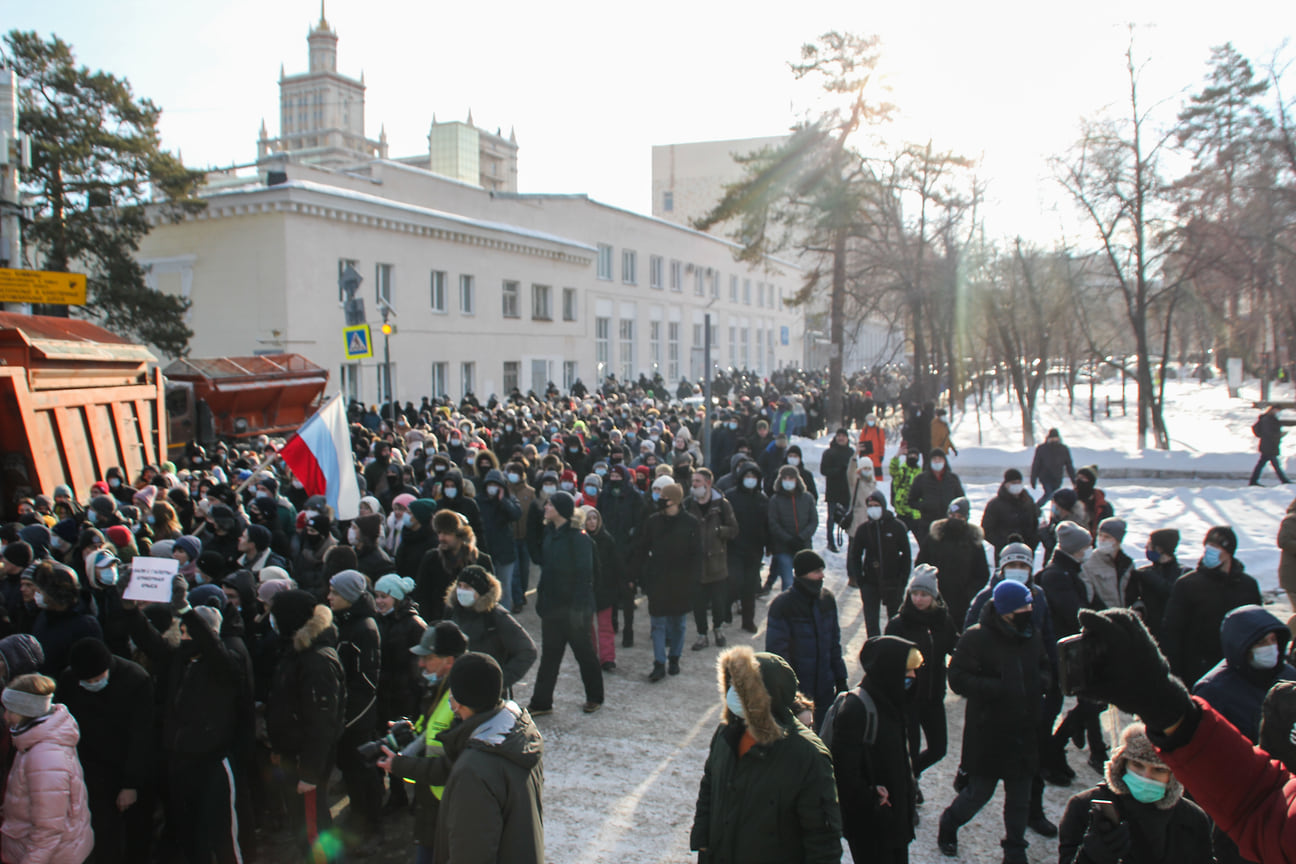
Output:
[{"xmin": 377, "ymin": 620, "xmax": 468, "ymax": 861}]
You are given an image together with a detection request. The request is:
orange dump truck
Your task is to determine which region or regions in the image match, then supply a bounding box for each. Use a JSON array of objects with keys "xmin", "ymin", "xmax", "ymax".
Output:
[
  {"xmin": 163, "ymin": 353, "xmax": 328, "ymax": 454},
  {"xmin": 0, "ymin": 312, "xmax": 165, "ymax": 517}
]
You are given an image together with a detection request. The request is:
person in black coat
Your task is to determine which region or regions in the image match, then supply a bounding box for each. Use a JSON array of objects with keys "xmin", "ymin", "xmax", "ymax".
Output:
[
  {"xmin": 1248, "ymin": 404, "xmax": 1294, "ymax": 485},
  {"xmin": 326, "ymin": 570, "xmax": 384, "ymax": 842},
  {"xmin": 938, "ymin": 579, "xmax": 1048, "ymax": 864},
  {"xmin": 392, "ymin": 498, "xmax": 439, "ymax": 585},
  {"xmin": 830, "ymin": 635, "xmax": 921, "ymax": 864},
  {"xmin": 724, "ymin": 461, "xmax": 769, "ymax": 634},
  {"xmin": 372, "ymin": 574, "xmax": 427, "ymax": 725},
  {"xmin": 907, "ymin": 450, "xmax": 965, "ymax": 552},
  {"xmin": 1191, "ymin": 604, "xmax": 1296, "ymax": 743},
  {"xmin": 1057, "ymin": 723, "xmax": 1214, "ymax": 864},
  {"xmin": 30, "ymin": 561, "xmax": 103, "ymax": 677},
  {"xmin": 436, "ymin": 469, "xmax": 485, "ymax": 541},
  {"xmin": 640, "ymin": 484, "xmax": 704, "ymax": 681},
  {"xmin": 1124, "ymin": 529, "xmax": 1189, "ymax": 643},
  {"xmin": 1160, "ymin": 525, "xmax": 1262, "ymax": 688},
  {"xmin": 56, "ymin": 639, "xmax": 156, "ymax": 864},
  {"xmin": 444, "ymin": 565, "xmax": 537, "ymax": 694},
  {"xmin": 348, "ymin": 514, "xmax": 393, "ymax": 582},
  {"xmin": 981, "ymin": 469, "xmax": 1041, "ymax": 556},
  {"xmin": 765, "ymin": 550, "xmax": 848, "ymax": 730},
  {"xmin": 820, "ymin": 429, "xmax": 855, "ymax": 553},
  {"xmin": 885, "ymin": 566, "xmax": 957, "ymax": 789},
  {"xmin": 1029, "ymin": 428, "xmax": 1075, "ymax": 505},
  {"xmin": 267, "ymin": 590, "xmax": 346, "ymax": 855},
  {"xmin": 848, "ymin": 490, "xmax": 913, "ymax": 638},
  {"xmin": 414, "ymin": 511, "xmax": 494, "ymax": 621},
  {"xmin": 597, "ymin": 464, "xmax": 645, "ymax": 645},
  {"xmin": 917, "ymin": 499, "xmax": 989, "ymax": 633}
]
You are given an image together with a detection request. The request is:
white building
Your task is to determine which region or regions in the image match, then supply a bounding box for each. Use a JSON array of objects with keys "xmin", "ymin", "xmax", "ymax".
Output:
[
  {"xmin": 136, "ymin": 22, "xmax": 802, "ymax": 405},
  {"xmin": 652, "ymin": 136, "xmax": 905, "ymax": 372}
]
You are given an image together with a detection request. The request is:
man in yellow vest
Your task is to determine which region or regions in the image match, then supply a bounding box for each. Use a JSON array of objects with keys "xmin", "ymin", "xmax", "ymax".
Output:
[{"xmin": 377, "ymin": 620, "xmax": 467, "ymax": 864}]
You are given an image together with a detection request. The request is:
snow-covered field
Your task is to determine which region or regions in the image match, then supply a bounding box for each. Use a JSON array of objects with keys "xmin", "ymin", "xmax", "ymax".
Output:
[{"xmin": 524, "ymin": 375, "xmax": 1296, "ymax": 864}]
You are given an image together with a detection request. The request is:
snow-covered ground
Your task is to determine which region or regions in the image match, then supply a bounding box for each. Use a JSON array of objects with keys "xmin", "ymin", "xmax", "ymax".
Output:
[{"xmin": 525, "ymin": 375, "xmax": 1296, "ymax": 864}]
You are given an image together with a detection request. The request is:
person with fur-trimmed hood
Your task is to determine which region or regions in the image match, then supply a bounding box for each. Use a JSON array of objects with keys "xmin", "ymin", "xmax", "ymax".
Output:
[
  {"xmin": 445, "ymin": 564, "xmax": 537, "ymax": 694},
  {"xmin": 690, "ymin": 645, "xmax": 843, "ymax": 864},
  {"xmin": 266, "ymin": 589, "xmax": 345, "ymax": 858},
  {"xmin": 1057, "ymin": 722, "xmax": 1213, "ymax": 864},
  {"xmin": 830, "ymin": 635, "xmax": 923, "ymax": 864},
  {"xmin": 917, "ymin": 497, "xmax": 990, "ymax": 633}
]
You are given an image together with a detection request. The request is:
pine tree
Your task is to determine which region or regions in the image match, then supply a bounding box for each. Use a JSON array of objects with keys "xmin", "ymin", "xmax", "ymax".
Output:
[{"xmin": 3, "ymin": 30, "xmax": 205, "ymax": 356}]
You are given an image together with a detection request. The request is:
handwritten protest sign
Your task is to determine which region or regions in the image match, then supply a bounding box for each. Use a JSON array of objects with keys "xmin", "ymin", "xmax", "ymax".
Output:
[{"xmin": 123, "ymin": 556, "xmax": 179, "ymax": 604}]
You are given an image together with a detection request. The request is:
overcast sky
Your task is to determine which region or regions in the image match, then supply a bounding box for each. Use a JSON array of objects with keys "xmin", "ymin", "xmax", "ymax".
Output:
[{"xmin": 6, "ymin": 0, "xmax": 1293, "ymax": 246}]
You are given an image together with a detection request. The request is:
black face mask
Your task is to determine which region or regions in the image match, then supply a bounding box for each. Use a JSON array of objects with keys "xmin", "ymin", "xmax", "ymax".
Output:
[
  {"xmin": 1006, "ymin": 613, "xmax": 1033, "ymax": 639},
  {"xmin": 906, "ymin": 456, "xmax": 919, "ymax": 467}
]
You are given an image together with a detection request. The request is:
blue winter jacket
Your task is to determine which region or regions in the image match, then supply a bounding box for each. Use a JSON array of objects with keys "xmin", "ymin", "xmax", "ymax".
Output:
[
  {"xmin": 1192, "ymin": 604, "xmax": 1296, "ymax": 742},
  {"xmin": 765, "ymin": 580, "xmax": 848, "ymax": 707}
]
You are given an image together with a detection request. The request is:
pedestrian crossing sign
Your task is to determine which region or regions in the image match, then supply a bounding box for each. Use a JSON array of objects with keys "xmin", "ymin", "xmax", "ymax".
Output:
[{"xmin": 343, "ymin": 324, "xmax": 374, "ymax": 360}]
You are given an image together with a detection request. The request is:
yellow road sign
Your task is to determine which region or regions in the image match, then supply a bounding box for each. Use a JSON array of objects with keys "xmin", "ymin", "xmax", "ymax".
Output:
[
  {"xmin": 0, "ymin": 269, "xmax": 88, "ymax": 305},
  {"xmin": 343, "ymin": 324, "xmax": 374, "ymax": 360}
]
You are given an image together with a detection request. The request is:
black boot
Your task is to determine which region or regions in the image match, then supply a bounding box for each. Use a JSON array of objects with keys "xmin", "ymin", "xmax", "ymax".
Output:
[
  {"xmin": 938, "ymin": 816, "xmax": 958, "ymax": 857},
  {"xmin": 649, "ymin": 662, "xmax": 666, "ymax": 682},
  {"xmin": 668, "ymin": 657, "xmax": 680, "ymax": 675}
]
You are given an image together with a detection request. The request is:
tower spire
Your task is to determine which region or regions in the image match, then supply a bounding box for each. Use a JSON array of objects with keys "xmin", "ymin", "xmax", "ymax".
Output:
[{"xmin": 319, "ymin": 0, "xmax": 328, "ymax": 28}]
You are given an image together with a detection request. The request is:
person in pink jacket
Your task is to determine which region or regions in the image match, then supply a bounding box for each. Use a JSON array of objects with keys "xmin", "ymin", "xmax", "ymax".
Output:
[{"xmin": 1, "ymin": 673, "xmax": 94, "ymax": 864}]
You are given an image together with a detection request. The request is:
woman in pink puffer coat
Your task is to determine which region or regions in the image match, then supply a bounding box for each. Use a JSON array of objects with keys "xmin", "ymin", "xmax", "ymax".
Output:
[{"xmin": 1, "ymin": 673, "xmax": 93, "ymax": 864}]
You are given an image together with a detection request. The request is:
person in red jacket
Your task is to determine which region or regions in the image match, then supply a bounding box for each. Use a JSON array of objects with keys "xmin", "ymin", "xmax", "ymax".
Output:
[
  {"xmin": 857, "ymin": 414, "xmax": 886, "ymax": 480},
  {"xmin": 1075, "ymin": 608, "xmax": 1296, "ymax": 864}
]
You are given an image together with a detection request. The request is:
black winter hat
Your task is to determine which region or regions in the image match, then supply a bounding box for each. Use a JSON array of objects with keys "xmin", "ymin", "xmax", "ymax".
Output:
[
  {"xmin": 457, "ymin": 564, "xmax": 493, "ymax": 596},
  {"xmin": 449, "ymin": 651, "xmax": 504, "ymax": 713},
  {"xmin": 1004, "ymin": 468, "xmax": 1023, "ymax": 483},
  {"xmin": 1052, "ymin": 488, "xmax": 1078, "ymax": 510},
  {"xmin": 1148, "ymin": 528, "xmax": 1180, "ymax": 554},
  {"xmin": 1260, "ymin": 681, "xmax": 1296, "ymax": 772},
  {"xmin": 549, "ymin": 491, "xmax": 575, "ymax": 521},
  {"xmin": 0, "ymin": 634, "xmax": 44, "ymax": 681},
  {"xmin": 69, "ymin": 637, "xmax": 113, "ymax": 680},
  {"xmin": 793, "ymin": 549, "xmax": 826, "ymax": 579},
  {"xmin": 89, "ymin": 496, "xmax": 117, "ymax": 518},
  {"xmin": 271, "ymin": 589, "xmax": 320, "ymax": 638},
  {"xmin": 19, "ymin": 524, "xmax": 51, "ymax": 557},
  {"xmin": 1204, "ymin": 525, "xmax": 1238, "ymax": 555},
  {"xmin": 412, "ymin": 620, "xmax": 469, "ymax": 657},
  {"xmin": 245, "ymin": 524, "xmax": 272, "ymax": 551},
  {"xmin": 2, "ymin": 541, "xmax": 32, "ymax": 569}
]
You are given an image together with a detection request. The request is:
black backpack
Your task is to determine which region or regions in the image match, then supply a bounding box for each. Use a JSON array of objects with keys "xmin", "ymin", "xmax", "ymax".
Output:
[{"xmin": 819, "ymin": 684, "xmax": 878, "ymax": 749}]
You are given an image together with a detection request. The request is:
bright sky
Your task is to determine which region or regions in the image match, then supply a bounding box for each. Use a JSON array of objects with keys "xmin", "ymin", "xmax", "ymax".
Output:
[{"xmin": 6, "ymin": 0, "xmax": 1293, "ymax": 246}]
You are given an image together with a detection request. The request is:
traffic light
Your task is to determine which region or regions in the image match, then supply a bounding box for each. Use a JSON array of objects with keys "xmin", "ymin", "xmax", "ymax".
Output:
[{"xmin": 381, "ymin": 322, "xmax": 394, "ymax": 335}]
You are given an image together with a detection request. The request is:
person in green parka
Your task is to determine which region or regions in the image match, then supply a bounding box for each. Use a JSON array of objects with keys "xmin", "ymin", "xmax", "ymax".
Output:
[{"xmin": 690, "ymin": 645, "xmax": 843, "ymax": 864}]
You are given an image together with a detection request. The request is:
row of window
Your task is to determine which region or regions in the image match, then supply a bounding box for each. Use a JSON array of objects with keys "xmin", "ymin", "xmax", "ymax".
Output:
[
  {"xmin": 594, "ymin": 315, "xmax": 778, "ymax": 382},
  {"xmin": 596, "ymin": 244, "xmax": 783, "ymax": 307},
  {"xmin": 342, "ymin": 359, "xmax": 583, "ymax": 404}
]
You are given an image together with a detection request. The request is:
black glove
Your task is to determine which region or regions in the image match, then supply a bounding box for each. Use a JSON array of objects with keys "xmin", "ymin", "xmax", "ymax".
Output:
[
  {"xmin": 835, "ymin": 677, "xmax": 848, "ymax": 694},
  {"xmin": 1075, "ymin": 608, "xmax": 1191, "ymax": 732},
  {"xmin": 1081, "ymin": 812, "xmax": 1131, "ymax": 864}
]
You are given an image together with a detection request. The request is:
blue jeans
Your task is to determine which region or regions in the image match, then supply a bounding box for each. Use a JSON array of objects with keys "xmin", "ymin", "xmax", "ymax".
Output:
[
  {"xmin": 493, "ymin": 560, "xmax": 515, "ymax": 611},
  {"xmin": 771, "ymin": 553, "xmax": 795, "ymax": 591},
  {"xmin": 650, "ymin": 614, "xmax": 688, "ymax": 664},
  {"xmin": 513, "ymin": 538, "xmax": 531, "ymax": 607},
  {"xmin": 1036, "ymin": 480, "xmax": 1060, "ymax": 506}
]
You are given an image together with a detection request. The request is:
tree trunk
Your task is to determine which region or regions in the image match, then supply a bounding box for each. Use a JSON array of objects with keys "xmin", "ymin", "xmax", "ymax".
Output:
[{"xmin": 827, "ymin": 227, "xmax": 847, "ymax": 428}]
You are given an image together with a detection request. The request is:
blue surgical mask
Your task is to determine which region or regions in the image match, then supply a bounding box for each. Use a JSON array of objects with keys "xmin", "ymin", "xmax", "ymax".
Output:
[
  {"xmin": 742, "ymin": 477, "xmax": 758, "ymax": 490},
  {"xmin": 585, "ymin": 486, "xmax": 600, "ymax": 498},
  {"xmin": 595, "ymin": 467, "xmax": 608, "ymax": 477},
  {"xmin": 506, "ymin": 473, "xmax": 521, "ymax": 484},
  {"xmin": 651, "ymin": 491, "xmax": 661, "ymax": 502},
  {"xmin": 1146, "ymin": 549, "xmax": 1162, "ymax": 564},
  {"xmin": 80, "ymin": 672, "xmax": 110, "ymax": 693},
  {"xmin": 423, "ymin": 670, "xmax": 440, "ymax": 685},
  {"xmin": 1122, "ymin": 769, "xmax": 1167, "ymax": 804},
  {"xmin": 725, "ymin": 685, "xmax": 745, "ymax": 719},
  {"xmin": 1202, "ymin": 546, "xmax": 1222, "ymax": 568}
]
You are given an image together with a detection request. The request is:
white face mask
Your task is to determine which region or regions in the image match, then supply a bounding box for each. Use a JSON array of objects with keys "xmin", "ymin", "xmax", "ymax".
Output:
[
  {"xmin": 1098, "ymin": 539, "xmax": 1117, "ymax": 554},
  {"xmin": 542, "ymin": 485, "xmax": 557, "ymax": 495},
  {"xmin": 456, "ymin": 587, "xmax": 478, "ymax": 607},
  {"xmin": 506, "ymin": 473, "xmax": 521, "ymax": 484},
  {"xmin": 866, "ymin": 506, "xmax": 883, "ymax": 521},
  {"xmin": 781, "ymin": 479, "xmax": 797, "ymax": 492},
  {"xmin": 347, "ymin": 526, "xmax": 359, "ymax": 545},
  {"xmin": 444, "ymin": 487, "xmax": 459, "ymax": 499},
  {"xmin": 692, "ymin": 485, "xmax": 709, "ymax": 501},
  {"xmin": 1250, "ymin": 643, "xmax": 1281, "ymax": 670},
  {"xmin": 931, "ymin": 460, "xmax": 945, "ymax": 472},
  {"xmin": 742, "ymin": 477, "xmax": 758, "ymax": 490},
  {"xmin": 786, "ymin": 456, "xmax": 801, "ymax": 467},
  {"xmin": 1006, "ymin": 483, "xmax": 1023, "ymax": 496},
  {"xmin": 485, "ymin": 484, "xmax": 500, "ymax": 497},
  {"xmin": 1002, "ymin": 567, "xmax": 1031, "ymax": 583},
  {"xmin": 560, "ymin": 482, "xmax": 575, "ymax": 492}
]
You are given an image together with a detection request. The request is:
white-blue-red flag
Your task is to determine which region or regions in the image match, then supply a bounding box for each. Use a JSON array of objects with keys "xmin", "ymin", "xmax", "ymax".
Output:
[{"xmin": 279, "ymin": 393, "xmax": 362, "ymax": 520}]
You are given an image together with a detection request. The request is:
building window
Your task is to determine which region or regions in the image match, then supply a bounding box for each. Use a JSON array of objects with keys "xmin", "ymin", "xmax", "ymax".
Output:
[
  {"xmin": 563, "ymin": 361, "xmax": 577, "ymax": 391},
  {"xmin": 663, "ymin": 190, "xmax": 673, "ymax": 212},
  {"xmin": 340, "ymin": 363, "xmax": 359, "ymax": 401},
  {"xmin": 375, "ymin": 263, "xmax": 393, "ymax": 306},
  {"xmin": 597, "ymin": 244, "xmax": 613, "ymax": 281},
  {"xmin": 649, "ymin": 255, "xmax": 663, "ymax": 290},
  {"xmin": 668, "ymin": 322, "xmax": 680, "ymax": 381},
  {"xmin": 459, "ymin": 274, "xmax": 475, "ymax": 315},
  {"xmin": 743, "ymin": 278, "xmax": 752, "ymax": 305},
  {"xmin": 741, "ymin": 328, "xmax": 750, "ymax": 368},
  {"xmin": 649, "ymin": 320, "xmax": 661, "ymax": 371},
  {"xmin": 619, "ymin": 318, "xmax": 635, "ymax": 381},
  {"xmin": 756, "ymin": 281, "xmax": 765, "ymax": 307},
  {"xmin": 670, "ymin": 260, "xmax": 682, "ymax": 292},
  {"xmin": 622, "ymin": 250, "xmax": 637, "ymax": 285},
  {"xmin": 755, "ymin": 330, "xmax": 764, "ymax": 373},
  {"xmin": 562, "ymin": 287, "xmax": 577, "ymax": 321},
  {"xmin": 693, "ymin": 323, "xmax": 703, "ymax": 351},
  {"xmin": 767, "ymin": 284, "xmax": 775, "ymax": 307},
  {"xmin": 461, "ymin": 361, "xmax": 475, "ymax": 397},
  {"xmin": 694, "ymin": 269, "xmax": 704, "ymax": 296},
  {"xmin": 431, "ymin": 362, "xmax": 448, "ymax": 399},
  {"xmin": 531, "ymin": 284, "xmax": 552, "ymax": 320},
  {"xmin": 778, "ymin": 286, "xmax": 784, "ymax": 306},
  {"xmin": 729, "ymin": 326, "xmax": 737, "ymax": 367},
  {"xmin": 595, "ymin": 316, "xmax": 610, "ymax": 379},
  {"xmin": 337, "ymin": 258, "xmax": 359, "ymax": 302},
  {"xmin": 430, "ymin": 271, "xmax": 446, "ymax": 313},
  {"xmin": 503, "ymin": 361, "xmax": 519, "ymax": 393},
  {"xmin": 710, "ymin": 271, "xmax": 720, "ymax": 299},
  {"xmin": 502, "ymin": 280, "xmax": 520, "ymax": 318},
  {"xmin": 730, "ymin": 275, "xmax": 739, "ymax": 303}
]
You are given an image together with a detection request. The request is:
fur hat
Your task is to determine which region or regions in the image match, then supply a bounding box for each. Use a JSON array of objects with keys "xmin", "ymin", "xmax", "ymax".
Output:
[
  {"xmin": 432, "ymin": 509, "xmax": 471, "ymax": 536},
  {"xmin": 1057, "ymin": 522, "xmax": 1093, "ymax": 557},
  {"xmin": 34, "ymin": 563, "xmax": 80, "ymax": 609},
  {"xmin": 1105, "ymin": 723, "xmax": 1183, "ymax": 809},
  {"xmin": 659, "ymin": 484, "xmax": 683, "ymax": 506},
  {"xmin": 449, "ymin": 652, "xmax": 503, "ymax": 713}
]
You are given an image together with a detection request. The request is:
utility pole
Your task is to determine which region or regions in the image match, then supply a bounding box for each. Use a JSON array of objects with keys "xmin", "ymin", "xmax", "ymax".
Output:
[
  {"xmin": 378, "ymin": 297, "xmax": 397, "ymax": 409},
  {"xmin": 1, "ymin": 68, "xmax": 32, "ymax": 313},
  {"xmin": 703, "ymin": 311, "xmax": 713, "ymax": 465}
]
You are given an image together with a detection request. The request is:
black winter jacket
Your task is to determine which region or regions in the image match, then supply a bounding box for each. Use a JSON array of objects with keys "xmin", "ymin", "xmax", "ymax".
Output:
[
  {"xmin": 536, "ymin": 521, "xmax": 595, "ymax": 617},
  {"xmin": 1038, "ymin": 550, "xmax": 1089, "ymax": 639},
  {"xmin": 724, "ymin": 469, "xmax": 769, "ymax": 559},
  {"xmin": 981, "ymin": 484, "xmax": 1041, "ymax": 553},
  {"xmin": 55, "ymin": 655, "xmax": 156, "ymax": 791},
  {"xmin": 885, "ymin": 597, "xmax": 957, "ymax": 704},
  {"xmin": 446, "ymin": 577, "xmax": 538, "ymax": 691},
  {"xmin": 1058, "ymin": 783, "xmax": 1214, "ymax": 864},
  {"xmin": 1124, "ymin": 558, "xmax": 1188, "ymax": 642},
  {"xmin": 266, "ymin": 605, "xmax": 345, "ymax": 786},
  {"xmin": 847, "ymin": 509, "xmax": 912, "ymax": 591},
  {"xmin": 641, "ymin": 509, "xmax": 704, "ymax": 617},
  {"xmin": 334, "ymin": 592, "xmax": 382, "ymax": 734},
  {"xmin": 376, "ymin": 599, "xmax": 427, "ymax": 723},
  {"xmin": 819, "ymin": 441, "xmax": 854, "ymax": 504},
  {"xmin": 1160, "ymin": 559, "xmax": 1262, "ymax": 687},
  {"xmin": 907, "ymin": 468, "xmax": 965, "ymax": 537},
  {"xmin": 475, "ymin": 469, "xmax": 521, "ymax": 564}
]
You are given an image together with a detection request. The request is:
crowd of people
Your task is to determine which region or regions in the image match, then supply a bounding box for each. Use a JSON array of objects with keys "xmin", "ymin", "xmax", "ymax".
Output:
[{"xmin": 0, "ymin": 367, "xmax": 1294, "ymax": 864}]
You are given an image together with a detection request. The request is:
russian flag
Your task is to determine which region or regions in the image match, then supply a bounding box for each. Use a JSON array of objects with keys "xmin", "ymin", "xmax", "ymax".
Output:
[{"xmin": 279, "ymin": 393, "xmax": 362, "ymax": 520}]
